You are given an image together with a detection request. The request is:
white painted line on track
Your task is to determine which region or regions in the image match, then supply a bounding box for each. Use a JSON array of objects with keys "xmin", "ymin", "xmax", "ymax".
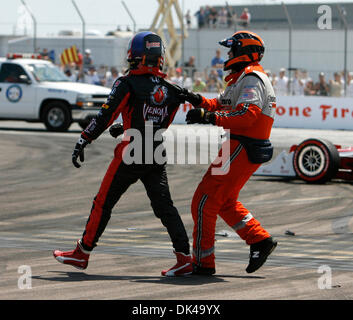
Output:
[{"xmin": 246, "ymin": 195, "xmax": 347, "ymax": 205}]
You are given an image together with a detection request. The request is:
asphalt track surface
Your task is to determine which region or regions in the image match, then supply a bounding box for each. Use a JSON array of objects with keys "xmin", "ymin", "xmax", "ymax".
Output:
[{"xmin": 0, "ymin": 121, "xmax": 353, "ymax": 301}]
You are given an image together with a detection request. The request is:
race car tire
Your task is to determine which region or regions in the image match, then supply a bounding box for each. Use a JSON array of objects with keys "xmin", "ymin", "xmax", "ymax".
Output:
[
  {"xmin": 43, "ymin": 101, "xmax": 72, "ymax": 132},
  {"xmin": 293, "ymin": 138, "xmax": 340, "ymax": 183}
]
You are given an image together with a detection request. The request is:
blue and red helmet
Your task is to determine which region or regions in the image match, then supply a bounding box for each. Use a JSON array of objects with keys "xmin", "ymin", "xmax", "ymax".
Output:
[{"xmin": 127, "ymin": 31, "xmax": 165, "ymax": 70}]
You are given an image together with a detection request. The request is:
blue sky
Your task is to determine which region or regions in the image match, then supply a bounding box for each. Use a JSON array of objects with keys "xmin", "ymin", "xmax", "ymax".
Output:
[{"xmin": 0, "ymin": 0, "xmax": 351, "ymax": 36}]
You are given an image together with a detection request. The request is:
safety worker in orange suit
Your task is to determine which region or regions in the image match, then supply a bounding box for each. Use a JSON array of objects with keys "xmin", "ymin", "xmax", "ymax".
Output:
[{"xmin": 180, "ymin": 30, "xmax": 278, "ymax": 275}]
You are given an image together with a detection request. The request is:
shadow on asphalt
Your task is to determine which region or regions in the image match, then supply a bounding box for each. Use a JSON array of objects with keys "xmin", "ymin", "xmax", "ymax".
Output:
[
  {"xmin": 253, "ymin": 176, "xmax": 353, "ymax": 185},
  {"xmin": 32, "ymin": 271, "xmax": 265, "ymax": 285},
  {"xmin": 251, "ymin": 177, "xmax": 296, "ymax": 183},
  {"xmin": 0, "ymin": 126, "xmax": 81, "ymax": 133}
]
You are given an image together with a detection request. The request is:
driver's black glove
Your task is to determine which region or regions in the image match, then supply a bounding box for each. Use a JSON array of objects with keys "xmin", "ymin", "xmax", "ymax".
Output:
[
  {"xmin": 170, "ymin": 84, "xmax": 203, "ymax": 106},
  {"xmin": 179, "ymin": 88, "xmax": 203, "ymax": 107},
  {"xmin": 109, "ymin": 122, "xmax": 124, "ymax": 138},
  {"xmin": 72, "ymin": 135, "xmax": 90, "ymax": 168}
]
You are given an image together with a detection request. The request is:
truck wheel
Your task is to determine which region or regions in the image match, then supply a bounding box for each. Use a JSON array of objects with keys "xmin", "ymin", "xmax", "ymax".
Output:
[
  {"xmin": 43, "ymin": 101, "xmax": 72, "ymax": 132},
  {"xmin": 293, "ymin": 138, "xmax": 340, "ymax": 183}
]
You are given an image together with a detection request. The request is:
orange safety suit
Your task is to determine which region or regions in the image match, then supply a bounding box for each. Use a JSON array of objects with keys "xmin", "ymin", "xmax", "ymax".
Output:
[{"xmin": 191, "ymin": 62, "xmax": 277, "ymax": 269}]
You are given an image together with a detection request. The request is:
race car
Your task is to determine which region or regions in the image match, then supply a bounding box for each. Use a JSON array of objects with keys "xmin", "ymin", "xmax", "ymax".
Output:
[{"xmin": 253, "ymin": 138, "xmax": 353, "ymax": 183}]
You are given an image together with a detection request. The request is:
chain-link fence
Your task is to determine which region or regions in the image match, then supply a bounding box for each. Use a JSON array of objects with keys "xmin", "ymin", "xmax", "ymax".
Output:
[{"xmin": 5, "ymin": 2, "xmax": 352, "ymax": 96}]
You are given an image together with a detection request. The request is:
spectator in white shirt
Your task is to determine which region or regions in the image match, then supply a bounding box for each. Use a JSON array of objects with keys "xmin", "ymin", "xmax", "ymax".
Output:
[
  {"xmin": 84, "ymin": 66, "xmax": 101, "ymax": 85},
  {"xmin": 291, "ymin": 69, "xmax": 304, "ymax": 95},
  {"xmin": 218, "ymin": 7, "xmax": 228, "ymax": 27},
  {"xmin": 329, "ymin": 72, "xmax": 344, "ymax": 97},
  {"xmin": 64, "ymin": 62, "xmax": 78, "ymax": 82},
  {"xmin": 183, "ymin": 72, "xmax": 193, "ymax": 90},
  {"xmin": 64, "ymin": 69, "xmax": 77, "ymax": 82},
  {"xmin": 274, "ymin": 68, "xmax": 288, "ymax": 96},
  {"xmin": 170, "ymin": 67, "xmax": 184, "ymax": 87}
]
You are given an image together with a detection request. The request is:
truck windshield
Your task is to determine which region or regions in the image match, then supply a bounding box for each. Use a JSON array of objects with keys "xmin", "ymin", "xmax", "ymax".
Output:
[{"xmin": 27, "ymin": 63, "xmax": 69, "ymax": 82}]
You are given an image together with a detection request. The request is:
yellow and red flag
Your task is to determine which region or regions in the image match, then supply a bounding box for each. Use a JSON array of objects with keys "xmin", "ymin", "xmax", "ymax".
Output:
[{"xmin": 60, "ymin": 45, "xmax": 79, "ymax": 65}]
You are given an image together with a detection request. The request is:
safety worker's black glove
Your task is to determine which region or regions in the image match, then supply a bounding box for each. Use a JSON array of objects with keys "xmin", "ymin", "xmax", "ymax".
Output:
[
  {"xmin": 180, "ymin": 88, "xmax": 203, "ymax": 107},
  {"xmin": 185, "ymin": 108, "xmax": 215, "ymax": 125},
  {"xmin": 72, "ymin": 135, "xmax": 90, "ymax": 168},
  {"xmin": 109, "ymin": 122, "xmax": 124, "ymax": 138}
]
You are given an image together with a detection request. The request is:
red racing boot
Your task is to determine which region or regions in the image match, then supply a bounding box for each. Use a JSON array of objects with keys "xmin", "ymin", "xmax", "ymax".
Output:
[
  {"xmin": 161, "ymin": 251, "xmax": 193, "ymax": 277},
  {"xmin": 53, "ymin": 240, "xmax": 90, "ymax": 270}
]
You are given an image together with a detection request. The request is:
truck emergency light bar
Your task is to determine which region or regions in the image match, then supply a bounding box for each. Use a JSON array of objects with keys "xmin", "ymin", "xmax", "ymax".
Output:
[{"xmin": 7, "ymin": 53, "xmax": 42, "ymax": 59}]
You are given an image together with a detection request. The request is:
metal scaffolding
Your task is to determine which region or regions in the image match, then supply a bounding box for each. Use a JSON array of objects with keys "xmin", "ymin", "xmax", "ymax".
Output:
[{"xmin": 150, "ymin": 0, "xmax": 188, "ymax": 68}]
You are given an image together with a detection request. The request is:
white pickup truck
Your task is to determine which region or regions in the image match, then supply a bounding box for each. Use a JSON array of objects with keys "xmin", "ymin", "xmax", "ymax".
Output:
[{"xmin": 0, "ymin": 54, "xmax": 111, "ymax": 131}]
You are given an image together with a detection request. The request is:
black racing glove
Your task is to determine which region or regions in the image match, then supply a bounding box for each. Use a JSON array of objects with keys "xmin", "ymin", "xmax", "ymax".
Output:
[
  {"xmin": 180, "ymin": 89, "xmax": 203, "ymax": 107},
  {"xmin": 72, "ymin": 135, "xmax": 90, "ymax": 168},
  {"xmin": 109, "ymin": 122, "xmax": 124, "ymax": 138},
  {"xmin": 169, "ymin": 83, "xmax": 186, "ymax": 104},
  {"xmin": 185, "ymin": 108, "xmax": 215, "ymax": 125},
  {"xmin": 164, "ymin": 81, "xmax": 202, "ymax": 106}
]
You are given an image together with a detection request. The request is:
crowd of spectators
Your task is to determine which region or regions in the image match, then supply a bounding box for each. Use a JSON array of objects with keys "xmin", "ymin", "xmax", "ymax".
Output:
[
  {"xmin": 60, "ymin": 48, "xmax": 124, "ymax": 87},
  {"xmin": 165, "ymin": 59, "xmax": 353, "ymax": 97},
  {"xmin": 267, "ymin": 68, "xmax": 353, "ymax": 97},
  {"xmin": 165, "ymin": 64, "xmax": 353, "ymax": 97},
  {"xmin": 193, "ymin": 6, "xmax": 251, "ymax": 29},
  {"xmin": 59, "ymin": 48, "xmax": 353, "ymax": 98},
  {"xmin": 185, "ymin": 6, "xmax": 353, "ymax": 96}
]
